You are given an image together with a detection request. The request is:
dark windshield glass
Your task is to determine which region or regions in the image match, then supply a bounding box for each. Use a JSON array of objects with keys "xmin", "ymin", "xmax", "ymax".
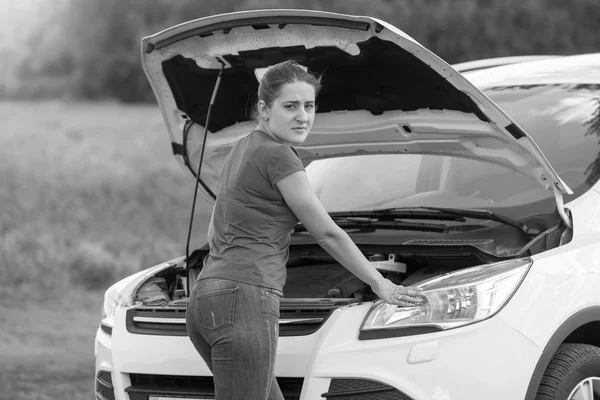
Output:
[{"xmin": 306, "ymin": 84, "xmax": 600, "ymax": 217}]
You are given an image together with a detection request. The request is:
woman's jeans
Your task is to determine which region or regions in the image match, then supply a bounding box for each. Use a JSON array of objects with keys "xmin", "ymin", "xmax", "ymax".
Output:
[{"xmin": 186, "ymin": 278, "xmax": 284, "ymax": 400}]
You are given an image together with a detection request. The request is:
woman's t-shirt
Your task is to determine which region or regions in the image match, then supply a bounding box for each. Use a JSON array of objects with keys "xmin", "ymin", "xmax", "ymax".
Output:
[{"xmin": 198, "ymin": 130, "xmax": 305, "ymax": 292}]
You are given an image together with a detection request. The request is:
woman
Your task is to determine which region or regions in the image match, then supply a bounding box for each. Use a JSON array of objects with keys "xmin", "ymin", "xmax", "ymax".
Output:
[{"xmin": 186, "ymin": 60, "xmax": 425, "ymax": 400}]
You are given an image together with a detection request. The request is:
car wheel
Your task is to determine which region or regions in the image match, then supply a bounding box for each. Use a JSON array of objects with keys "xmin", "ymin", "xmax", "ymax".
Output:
[{"xmin": 536, "ymin": 343, "xmax": 600, "ymax": 400}]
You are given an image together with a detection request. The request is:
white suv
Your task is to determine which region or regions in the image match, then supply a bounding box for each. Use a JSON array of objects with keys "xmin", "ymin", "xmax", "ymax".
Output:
[{"xmin": 95, "ymin": 9, "xmax": 600, "ymax": 400}]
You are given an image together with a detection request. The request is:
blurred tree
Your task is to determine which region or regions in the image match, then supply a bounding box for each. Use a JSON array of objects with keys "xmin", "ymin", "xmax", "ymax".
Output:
[{"xmin": 6, "ymin": 0, "xmax": 600, "ymax": 102}]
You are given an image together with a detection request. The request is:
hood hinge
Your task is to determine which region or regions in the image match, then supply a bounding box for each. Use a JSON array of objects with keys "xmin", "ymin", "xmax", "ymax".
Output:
[{"xmin": 553, "ymin": 183, "xmax": 572, "ymax": 229}]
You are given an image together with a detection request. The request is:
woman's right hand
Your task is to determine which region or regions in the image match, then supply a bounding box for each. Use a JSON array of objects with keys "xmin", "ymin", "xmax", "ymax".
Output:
[
  {"xmin": 276, "ymin": 171, "xmax": 427, "ymax": 307},
  {"xmin": 372, "ymin": 278, "xmax": 426, "ymax": 307}
]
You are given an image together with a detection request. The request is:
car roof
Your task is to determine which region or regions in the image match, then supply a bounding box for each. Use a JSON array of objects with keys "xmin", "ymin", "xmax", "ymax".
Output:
[
  {"xmin": 462, "ymin": 53, "xmax": 600, "ymax": 88},
  {"xmin": 452, "ymin": 55, "xmax": 563, "ymax": 73}
]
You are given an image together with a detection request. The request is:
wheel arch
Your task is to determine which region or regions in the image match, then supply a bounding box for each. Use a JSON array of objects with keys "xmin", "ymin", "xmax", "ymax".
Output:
[{"xmin": 525, "ymin": 307, "xmax": 600, "ymax": 400}]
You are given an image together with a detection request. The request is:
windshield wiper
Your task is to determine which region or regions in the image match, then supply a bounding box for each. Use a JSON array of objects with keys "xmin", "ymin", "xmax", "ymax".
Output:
[
  {"xmin": 372, "ymin": 206, "xmax": 540, "ymax": 236},
  {"xmin": 328, "ymin": 209, "xmax": 467, "ymax": 222},
  {"xmin": 294, "ymin": 217, "xmax": 449, "ymax": 233}
]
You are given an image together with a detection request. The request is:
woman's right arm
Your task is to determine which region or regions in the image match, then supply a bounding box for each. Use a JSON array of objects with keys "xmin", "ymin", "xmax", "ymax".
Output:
[{"xmin": 276, "ymin": 170, "xmax": 424, "ymax": 306}]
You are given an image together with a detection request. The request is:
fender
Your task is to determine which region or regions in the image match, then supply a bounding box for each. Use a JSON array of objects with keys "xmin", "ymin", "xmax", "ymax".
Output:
[{"xmin": 524, "ymin": 307, "xmax": 600, "ymax": 400}]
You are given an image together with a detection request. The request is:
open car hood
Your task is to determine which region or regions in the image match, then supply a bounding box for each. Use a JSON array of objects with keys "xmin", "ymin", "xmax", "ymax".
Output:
[{"xmin": 141, "ymin": 9, "xmax": 572, "ymax": 205}]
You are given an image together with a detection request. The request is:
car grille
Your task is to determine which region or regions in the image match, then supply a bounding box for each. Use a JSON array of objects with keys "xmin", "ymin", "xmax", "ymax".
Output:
[
  {"xmin": 322, "ymin": 378, "xmax": 413, "ymax": 400},
  {"xmin": 95, "ymin": 371, "xmax": 115, "ymax": 400},
  {"xmin": 126, "ymin": 374, "xmax": 304, "ymax": 400},
  {"xmin": 126, "ymin": 299, "xmax": 355, "ymax": 337}
]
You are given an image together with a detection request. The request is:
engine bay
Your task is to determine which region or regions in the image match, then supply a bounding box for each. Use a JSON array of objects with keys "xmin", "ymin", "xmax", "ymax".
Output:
[
  {"xmin": 133, "ymin": 210, "xmax": 570, "ymax": 307},
  {"xmin": 134, "ymin": 246, "xmax": 501, "ymax": 307}
]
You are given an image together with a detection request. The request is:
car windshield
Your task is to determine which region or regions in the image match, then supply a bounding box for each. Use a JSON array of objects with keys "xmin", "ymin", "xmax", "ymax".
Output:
[{"xmin": 306, "ymin": 83, "xmax": 600, "ymax": 219}]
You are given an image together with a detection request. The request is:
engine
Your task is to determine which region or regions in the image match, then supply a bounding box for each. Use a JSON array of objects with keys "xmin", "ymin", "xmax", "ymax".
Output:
[{"xmin": 133, "ymin": 250, "xmax": 464, "ymax": 306}]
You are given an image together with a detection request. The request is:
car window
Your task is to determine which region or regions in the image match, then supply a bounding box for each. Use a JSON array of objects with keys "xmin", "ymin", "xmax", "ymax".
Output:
[
  {"xmin": 485, "ymin": 84, "xmax": 600, "ymax": 200},
  {"xmin": 306, "ymin": 154, "xmax": 422, "ymax": 211},
  {"xmin": 306, "ymin": 84, "xmax": 600, "ymax": 216}
]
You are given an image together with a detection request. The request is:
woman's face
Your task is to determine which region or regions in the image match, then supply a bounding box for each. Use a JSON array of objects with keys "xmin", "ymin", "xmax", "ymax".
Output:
[{"xmin": 259, "ymin": 81, "xmax": 316, "ymax": 145}]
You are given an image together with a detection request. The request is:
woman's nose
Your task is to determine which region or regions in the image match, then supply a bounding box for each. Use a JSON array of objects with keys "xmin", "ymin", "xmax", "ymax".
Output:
[{"xmin": 296, "ymin": 109, "xmax": 308, "ymax": 122}]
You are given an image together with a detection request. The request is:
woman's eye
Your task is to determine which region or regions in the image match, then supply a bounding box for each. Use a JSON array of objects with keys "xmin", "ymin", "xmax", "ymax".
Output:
[
  {"xmin": 286, "ymin": 105, "xmax": 296, "ymax": 110},
  {"xmin": 305, "ymin": 104, "xmax": 314, "ymax": 110}
]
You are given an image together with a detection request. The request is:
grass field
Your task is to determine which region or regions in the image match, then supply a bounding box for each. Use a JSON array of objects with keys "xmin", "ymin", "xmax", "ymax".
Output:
[
  {"xmin": 0, "ymin": 294, "xmax": 102, "ymax": 400},
  {"xmin": 0, "ymin": 100, "xmax": 214, "ymax": 399}
]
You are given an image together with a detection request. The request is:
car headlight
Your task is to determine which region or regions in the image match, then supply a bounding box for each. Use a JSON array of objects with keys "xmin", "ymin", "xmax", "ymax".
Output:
[
  {"xmin": 99, "ymin": 257, "xmax": 184, "ymax": 328},
  {"xmin": 101, "ymin": 279, "xmax": 138, "ymax": 328},
  {"xmin": 360, "ymin": 257, "xmax": 532, "ymax": 339}
]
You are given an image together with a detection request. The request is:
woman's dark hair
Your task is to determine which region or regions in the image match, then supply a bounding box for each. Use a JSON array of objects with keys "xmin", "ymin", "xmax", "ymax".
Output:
[{"xmin": 251, "ymin": 60, "xmax": 322, "ymax": 122}]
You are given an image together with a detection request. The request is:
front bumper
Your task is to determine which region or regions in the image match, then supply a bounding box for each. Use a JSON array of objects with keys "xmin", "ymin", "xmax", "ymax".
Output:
[{"xmin": 95, "ymin": 302, "xmax": 541, "ymax": 400}]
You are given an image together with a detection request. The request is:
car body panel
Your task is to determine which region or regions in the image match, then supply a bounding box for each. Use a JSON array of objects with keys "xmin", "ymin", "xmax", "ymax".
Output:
[
  {"xmin": 96, "ymin": 301, "xmax": 541, "ymax": 400},
  {"xmin": 302, "ymin": 304, "xmax": 540, "ymax": 400},
  {"xmin": 499, "ymin": 190, "xmax": 600, "ymax": 348},
  {"xmin": 141, "ymin": 9, "xmax": 571, "ymax": 204}
]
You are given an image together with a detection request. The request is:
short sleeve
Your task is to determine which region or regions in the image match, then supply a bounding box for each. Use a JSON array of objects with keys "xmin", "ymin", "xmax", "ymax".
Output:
[{"xmin": 266, "ymin": 145, "xmax": 305, "ymax": 188}]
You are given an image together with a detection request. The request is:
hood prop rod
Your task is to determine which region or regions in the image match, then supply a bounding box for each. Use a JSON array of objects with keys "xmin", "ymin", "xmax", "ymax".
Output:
[{"xmin": 185, "ymin": 60, "xmax": 225, "ymax": 296}]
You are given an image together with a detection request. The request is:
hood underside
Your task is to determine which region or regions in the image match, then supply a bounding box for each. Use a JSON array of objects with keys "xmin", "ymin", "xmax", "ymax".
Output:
[
  {"xmin": 158, "ymin": 36, "xmax": 483, "ymax": 134},
  {"xmin": 141, "ymin": 9, "xmax": 571, "ymax": 203}
]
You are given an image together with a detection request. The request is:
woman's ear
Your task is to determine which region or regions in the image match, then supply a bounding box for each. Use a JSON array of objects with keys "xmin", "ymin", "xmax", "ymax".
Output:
[{"xmin": 257, "ymin": 100, "xmax": 269, "ymax": 121}]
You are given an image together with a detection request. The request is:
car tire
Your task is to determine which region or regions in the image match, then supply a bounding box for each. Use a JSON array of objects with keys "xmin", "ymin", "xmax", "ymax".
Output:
[{"xmin": 536, "ymin": 343, "xmax": 600, "ymax": 400}]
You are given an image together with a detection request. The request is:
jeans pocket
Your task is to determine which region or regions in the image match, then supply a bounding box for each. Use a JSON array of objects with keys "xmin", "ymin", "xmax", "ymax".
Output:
[
  {"xmin": 264, "ymin": 289, "xmax": 281, "ymax": 319},
  {"xmin": 265, "ymin": 291, "xmax": 283, "ymax": 301},
  {"xmin": 195, "ymin": 287, "xmax": 238, "ymax": 331}
]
